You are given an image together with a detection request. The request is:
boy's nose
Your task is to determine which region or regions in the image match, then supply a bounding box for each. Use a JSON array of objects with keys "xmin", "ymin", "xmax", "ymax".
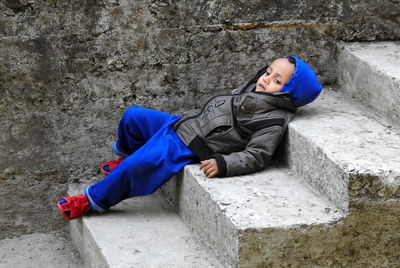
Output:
[{"xmin": 263, "ymin": 76, "xmax": 270, "ymax": 84}]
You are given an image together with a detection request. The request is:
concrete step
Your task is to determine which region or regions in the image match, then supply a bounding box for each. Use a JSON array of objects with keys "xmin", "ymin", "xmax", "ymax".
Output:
[
  {"xmin": 282, "ymin": 89, "xmax": 400, "ymax": 211},
  {"xmin": 338, "ymin": 41, "xmax": 400, "ymax": 127},
  {"xmin": 161, "ymin": 165, "xmax": 344, "ymax": 267},
  {"xmin": 68, "ymin": 184, "xmax": 223, "ymax": 268}
]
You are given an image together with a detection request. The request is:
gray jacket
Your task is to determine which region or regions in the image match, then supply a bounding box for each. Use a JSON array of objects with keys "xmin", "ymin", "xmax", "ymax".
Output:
[{"xmin": 174, "ymin": 69, "xmax": 296, "ymax": 177}]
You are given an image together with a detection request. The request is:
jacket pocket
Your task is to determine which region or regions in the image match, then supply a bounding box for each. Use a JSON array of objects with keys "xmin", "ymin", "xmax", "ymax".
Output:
[
  {"xmin": 205, "ymin": 126, "xmax": 248, "ymax": 154},
  {"xmin": 200, "ymin": 113, "xmax": 232, "ymax": 135},
  {"xmin": 205, "ymin": 125, "xmax": 232, "ymax": 138}
]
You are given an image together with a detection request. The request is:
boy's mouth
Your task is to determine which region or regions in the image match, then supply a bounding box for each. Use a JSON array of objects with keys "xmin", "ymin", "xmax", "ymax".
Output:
[{"xmin": 257, "ymin": 83, "xmax": 266, "ymax": 91}]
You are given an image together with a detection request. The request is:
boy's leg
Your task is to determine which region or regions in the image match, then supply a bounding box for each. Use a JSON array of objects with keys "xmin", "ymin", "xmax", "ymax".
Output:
[
  {"xmin": 113, "ymin": 105, "xmax": 179, "ymax": 157},
  {"xmin": 86, "ymin": 122, "xmax": 197, "ymax": 212}
]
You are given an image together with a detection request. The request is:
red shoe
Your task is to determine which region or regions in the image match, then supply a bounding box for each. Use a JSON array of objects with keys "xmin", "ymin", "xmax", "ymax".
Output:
[
  {"xmin": 101, "ymin": 157, "xmax": 125, "ymax": 175},
  {"xmin": 57, "ymin": 194, "xmax": 90, "ymax": 221}
]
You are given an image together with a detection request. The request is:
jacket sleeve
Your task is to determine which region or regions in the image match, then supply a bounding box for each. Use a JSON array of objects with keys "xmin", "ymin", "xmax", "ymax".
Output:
[{"xmin": 212, "ymin": 125, "xmax": 285, "ymax": 177}]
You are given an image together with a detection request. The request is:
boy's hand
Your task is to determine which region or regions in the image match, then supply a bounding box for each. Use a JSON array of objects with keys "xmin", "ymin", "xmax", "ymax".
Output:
[{"xmin": 200, "ymin": 159, "xmax": 219, "ymax": 178}]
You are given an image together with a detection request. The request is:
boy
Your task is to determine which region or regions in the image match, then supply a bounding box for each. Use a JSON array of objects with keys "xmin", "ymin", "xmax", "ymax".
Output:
[{"xmin": 57, "ymin": 56, "xmax": 322, "ymax": 220}]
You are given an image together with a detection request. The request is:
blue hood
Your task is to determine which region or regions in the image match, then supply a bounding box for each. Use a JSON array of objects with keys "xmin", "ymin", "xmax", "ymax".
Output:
[{"xmin": 280, "ymin": 56, "xmax": 323, "ymax": 107}]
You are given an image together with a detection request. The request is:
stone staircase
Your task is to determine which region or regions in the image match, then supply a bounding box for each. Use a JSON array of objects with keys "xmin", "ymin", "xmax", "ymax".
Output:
[{"xmin": 69, "ymin": 42, "xmax": 400, "ymax": 267}]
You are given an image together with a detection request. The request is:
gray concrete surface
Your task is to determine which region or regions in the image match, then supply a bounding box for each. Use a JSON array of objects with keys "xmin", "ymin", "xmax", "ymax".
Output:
[
  {"xmin": 162, "ymin": 163, "xmax": 399, "ymax": 267},
  {"xmin": 69, "ymin": 187, "xmax": 223, "ymax": 268},
  {"xmin": 2, "ymin": 0, "xmax": 400, "ymax": 237},
  {"xmin": 282, "ymin": 89, "xmax": 400, "ymax": 211},
  {"xmin": 0, "ymin": 231, "xmax": 82, "ymax": 268},
  {"xmin": 161, "ymin": 166, "xmax": 344, "ymax": 267},
  {"xmin": 338, "ymin": 42, "xmax": 400, "ymax": 127},
  {"xmin": 2, "ymin": 0, "xmax": 400, "ymax": 265}
]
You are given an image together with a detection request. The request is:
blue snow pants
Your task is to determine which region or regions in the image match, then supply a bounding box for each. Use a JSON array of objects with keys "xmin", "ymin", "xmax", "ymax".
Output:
[{"xmin": 85, "ymin": 106, "xmax": 198, "ymax": 213}]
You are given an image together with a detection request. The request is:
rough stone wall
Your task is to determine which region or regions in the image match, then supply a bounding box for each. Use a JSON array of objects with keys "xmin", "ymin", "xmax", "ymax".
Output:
[{"xmin": 0, "ymin": 0, "xmax": 399, "ymax": 238}]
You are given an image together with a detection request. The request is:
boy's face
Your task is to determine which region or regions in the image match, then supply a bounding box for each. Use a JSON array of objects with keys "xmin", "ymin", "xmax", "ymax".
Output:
[{"xmin": 255, "ymin": 58, "xmax": 295, "ymax": 93}]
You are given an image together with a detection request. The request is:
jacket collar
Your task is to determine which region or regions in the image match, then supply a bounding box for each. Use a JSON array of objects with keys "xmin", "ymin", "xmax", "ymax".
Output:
[
  {"xmin": 253, "ymin": 90, "xmax": 296, "ymax": 112},
  {"xmin": 245, "ymin": 83, "xmax": 296, "ymax": 112}
]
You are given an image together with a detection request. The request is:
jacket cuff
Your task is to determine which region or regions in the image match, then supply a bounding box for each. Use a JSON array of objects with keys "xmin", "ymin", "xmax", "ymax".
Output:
[{"xmin": 212, "ymin": 154, "xmax": 227, "ymax": 178}]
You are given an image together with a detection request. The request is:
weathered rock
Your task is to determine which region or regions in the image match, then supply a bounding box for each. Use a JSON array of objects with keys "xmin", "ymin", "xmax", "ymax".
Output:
[
  {"xmin": 161, "ymin": 165, "xmax": 343, "ymax": 267},
  {"xmin": 238, "ymin": 200, "xmax": 400, "ymax": 268},
  {"xmin": 1, "ymin": 0, "xmax": 399, "ymax": 237},
  {"xmin": 281, "ymin": 89, "xmax": 400, "ymax": 211},
  {"xmin": 68, "ymin": 183, "xmax": 223, "ymax": 268},
  {"xmin": 338, "ymin": 42, "xmax": 400, "ymax": 128},
  {"xmin": 0, "ymin": 231, "xmax": 82, "ymax": 268}
]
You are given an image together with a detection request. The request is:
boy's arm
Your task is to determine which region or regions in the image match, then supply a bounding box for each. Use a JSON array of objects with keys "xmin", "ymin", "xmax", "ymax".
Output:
[{"xmin": 212, "ymin": 125, "xmax": 285, "ymax": 177}]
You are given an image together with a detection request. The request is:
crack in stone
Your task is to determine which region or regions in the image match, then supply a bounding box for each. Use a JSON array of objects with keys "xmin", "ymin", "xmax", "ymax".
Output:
[{"xmin": 178, "ymin": 19, "xmax": 337, "ymax": 33}]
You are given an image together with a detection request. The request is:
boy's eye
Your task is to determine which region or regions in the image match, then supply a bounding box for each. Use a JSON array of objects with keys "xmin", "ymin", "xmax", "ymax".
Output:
[
  {"xmin": 274, "ymin": 79, "xmax": 281, "ymax": 85},
  {"xmin": 265, "ymin": 71, "xmax": 270, "ymax": 76}
]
